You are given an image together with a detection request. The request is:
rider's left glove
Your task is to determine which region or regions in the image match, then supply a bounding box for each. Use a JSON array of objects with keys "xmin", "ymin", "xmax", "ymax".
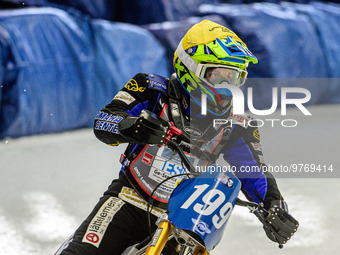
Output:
[
  {"xmin": 257, "ymin": 200, "xmax": 299, "ymax": 246},
  {"xmin": 119, "ymin": 110, "xmax": 169, "ymax": 144}
]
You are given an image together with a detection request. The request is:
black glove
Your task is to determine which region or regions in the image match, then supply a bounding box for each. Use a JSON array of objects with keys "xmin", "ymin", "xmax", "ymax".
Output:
[
  {"xmin": 256, "ymin": 200, "xmax": 299, "ymax": 247},
  {"xmin": 119, "ymin": 110, "xmax": 169, "ymax": 144}
]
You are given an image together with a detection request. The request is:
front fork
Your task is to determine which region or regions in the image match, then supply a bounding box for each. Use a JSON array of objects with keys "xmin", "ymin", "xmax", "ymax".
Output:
[
  {"xmin": 145, "ymin": 220, "xmax": 174, "ymax": 255},
  {"xmin": 145, "ymin": 220, "xmax": 209, "ymax": 255}
]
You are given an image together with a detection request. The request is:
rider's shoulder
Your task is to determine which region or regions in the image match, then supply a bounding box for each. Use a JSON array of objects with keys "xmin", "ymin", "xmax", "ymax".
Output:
[
  {"xmin": 126, "ymin": 73, "xmax": 169, "ymax": 95},
  {"xmin": 228, "ymin": 113, "xmax": 261, "ymax": 142},
  {"xmin": 146, "ymin": 73, "xmax": 169, "ymax": 95},
  {"xmin": 121, "ymin": 73, "xmax": 168, "ymax": 95},
  {"xmin": 228, "ymin": 112, "xmax": 254, "ymax": 127}
]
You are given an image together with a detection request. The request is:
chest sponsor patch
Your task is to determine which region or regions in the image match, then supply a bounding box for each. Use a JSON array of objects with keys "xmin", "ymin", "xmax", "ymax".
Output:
[
  {"xmin": 142, "ymin": 152, "xmax": 154, "ymax": 166},
  {"xmin": 82, "ymin": 197, "xmax": 125, "ymax": 248}
]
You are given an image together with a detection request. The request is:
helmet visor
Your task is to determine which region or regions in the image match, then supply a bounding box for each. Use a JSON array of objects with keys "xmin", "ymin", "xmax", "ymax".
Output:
[{"xmin": 196, "ymin": 64, "xmax": 247, "ymax": 87}]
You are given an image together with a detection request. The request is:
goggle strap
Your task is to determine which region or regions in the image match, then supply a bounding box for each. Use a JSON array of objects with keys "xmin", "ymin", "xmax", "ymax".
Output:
[{"xmin": 176, "ymin": 40, "xmax": 199, "ymax": 74}]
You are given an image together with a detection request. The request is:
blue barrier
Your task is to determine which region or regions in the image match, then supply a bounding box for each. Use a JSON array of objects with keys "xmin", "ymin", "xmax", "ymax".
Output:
[
  {"xmin": 48, "ymin": 0, "xmax": 221, "ymax": 24},
  {"xmin": 1, "ymin": 2, "xmax": 340, "ymax": 139},
  {"xmin": 0, "ymin": 0, "xmax": 47, "ymax": 6},
  {"xmin": 282, "ymin": 2, "xmax": 340, "ymax": 103},
  {"xmin": 47, "ymin": 0, "xmax": 116, "ymax": 20},
  {"xmin": 144, "ymin": 15, "xmax": 229, "ymax": 74},
  {"xmin": 198, "ymin": 3, "xmax": 330, "ymax": 78},
  {"xmin": 0, "ymin": 8, "xmax": 169, "ymax": 139},
  {"xmin": 89, "ymin": 19, "xmax": 170, "ymax": 114},
  {"xmin": 197, "ymin": 3, "xmax": 340, "ymax": 106}
]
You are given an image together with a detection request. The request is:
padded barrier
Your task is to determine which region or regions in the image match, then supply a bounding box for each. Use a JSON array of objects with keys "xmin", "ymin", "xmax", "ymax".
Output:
[
  {"xmin": 0, "ymin": 1, "xmax": 337, "ymax": 22},
  {"xmin": 144, "ymin": 15, "xmax": 229, "ymax": 75},
  {"xmin": 199, "ymin": 3, "xmax": 330, "ymax": 78},
  {"xmin": 197, "ymin": 2, "xmax": 340, "ymax": 107},
  {"xmin": 0, "ymin": 7, "xmax": 169, "ymax": 139},
  {"xmin": 1, "ymin": 2, "xmax": 340, "ymax": 138},
  {"xmin": 47, "ymin": 0, "xmax": 116, "ymax": 20},
  {"xmin": 50, "ymin": 0, "xmax": 220, "ymax": 24},
  {"xmin": 145, "ymin": 2, "xmax": 340, "ymax": 107},
  {"xmin": 0, "ymin": 0, "xmax": 47, "ymax": 6}
]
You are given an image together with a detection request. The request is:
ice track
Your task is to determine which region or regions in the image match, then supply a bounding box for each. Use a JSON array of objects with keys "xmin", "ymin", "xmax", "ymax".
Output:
[{"xmin": 1, "ymin": 104, "xmax": 339, "ymax": 255}]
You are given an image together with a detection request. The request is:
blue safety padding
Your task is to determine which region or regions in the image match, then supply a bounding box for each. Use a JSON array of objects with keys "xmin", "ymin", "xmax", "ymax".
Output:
[
  {"xmin": 0, "ymin": 0, "xmax": 47, "ymax": 6},
  {"xmin": 144, "ymin": 15, "xmax": 229, "ymax": 74},
  {"xmin": 90, "ymin": 19, "xmax": 170, "ymax": 114},
  {"xmin": 113, "ymin": 0, "xmax": 221, "ymax": 25},
  {"xmin": 0, "ymin": 7, "xmax": 169, "ymax": 139},
  {"xmin": 198, "ymin": 3, "xmax": 330, "ymax": 78},
  {"xmin": 1, "ymin": 0, "xmax": 221, "ymax": 23},
  {"xmin": 282, "ymin": 2, "xmax": 340, "ymax": 103},
  {"xmin": 47, "ymin": 0, "xmax": 116, "ymax": 20},
  {"xmin": 197, "ymin": 2, "xmax": 340, "ymax": 106},
  {"xmin": 1, "ymin": 2, "xmax": 340, "ymax": 139}
]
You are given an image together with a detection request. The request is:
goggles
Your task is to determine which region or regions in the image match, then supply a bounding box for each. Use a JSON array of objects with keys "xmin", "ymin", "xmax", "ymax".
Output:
[
  {"xmin": 176, "ymin": 40, "xmax": 248, "ymax": 88},
  {"xmin": 195, "ymin": 64, "xmax": 247, "ymax": 87}
]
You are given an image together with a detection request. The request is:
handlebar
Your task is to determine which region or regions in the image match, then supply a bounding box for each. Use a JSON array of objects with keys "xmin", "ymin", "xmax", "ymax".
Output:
[
  {"xmin": 165, "ymin": 130, "xmax": 265, "ymax": 213},
  {"xmin": 138, "ymin": 110, "xmax": 284, "ymax": 249}
]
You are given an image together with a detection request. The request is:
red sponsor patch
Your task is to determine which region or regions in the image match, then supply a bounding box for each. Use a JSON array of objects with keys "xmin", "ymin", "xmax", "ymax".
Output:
[
  {"xmin": 86, "ymin": 233, "xmax": 99, "ymax": 244},
  {"xmin": 142, "ymin": 152, "xmax": 154, "ymax": 166}
]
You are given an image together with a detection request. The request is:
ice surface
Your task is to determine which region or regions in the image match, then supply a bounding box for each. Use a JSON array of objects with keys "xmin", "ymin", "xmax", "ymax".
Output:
[{"xmin": 1, "ymin": 105, "xmax": 339, "ymax": 254}]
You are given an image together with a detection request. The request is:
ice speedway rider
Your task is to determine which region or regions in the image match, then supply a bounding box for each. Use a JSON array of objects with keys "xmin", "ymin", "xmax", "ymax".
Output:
[{"xmin": 55, "ymin": 20, "xmax": 299, "ymax": 255}]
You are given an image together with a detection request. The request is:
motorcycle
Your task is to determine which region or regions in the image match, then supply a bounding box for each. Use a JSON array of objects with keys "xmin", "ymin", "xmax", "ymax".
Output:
[{"xmin": 122, "ymin": 117, "xmax": 283, "ymax": 255}]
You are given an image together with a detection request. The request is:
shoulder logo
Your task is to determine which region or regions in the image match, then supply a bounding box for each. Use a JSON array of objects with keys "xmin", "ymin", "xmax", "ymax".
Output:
[
  {"xmin": 148, "ymin": 74, "xmax": 167, "ymax": 94},
  {"xmin": 253, "ymin": 129, "xmax": 260, "ymax": 140},
  {"xmin": 124, "ymin": 79, "xmax": 146, "ymax": 92}
]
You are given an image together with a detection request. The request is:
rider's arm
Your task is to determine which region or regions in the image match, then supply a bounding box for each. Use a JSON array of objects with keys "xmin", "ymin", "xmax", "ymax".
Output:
[
  {"xmin": 222, "ymin": 120, "xmax": 299, "ymax": 245},
  {"xmin": 222, "ymin": 120, "xmax": 282, "ymax": 208},
  {"xmin": 93, "ymin": 73, "xmax": 163, "ymax": 146}
]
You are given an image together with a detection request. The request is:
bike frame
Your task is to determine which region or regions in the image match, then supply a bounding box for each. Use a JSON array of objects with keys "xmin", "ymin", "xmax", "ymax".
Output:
[{"xmin": 122, "ymin": 124, "xmax": 263, "ymax": 255}]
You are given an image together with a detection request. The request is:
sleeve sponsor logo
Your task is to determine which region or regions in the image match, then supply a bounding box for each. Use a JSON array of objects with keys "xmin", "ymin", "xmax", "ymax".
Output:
[
  {"xmin": 124, "ymin": 79, "xmax": 146, "ymax": 92},
  {"xmin": 113, "ymin": 91, "xmax": 136, "ymax": 105},
  {"xmin": 95, "ymin": 112, "xmax": 123, "ymax": 123},
  {"xmin": 94, "ymin": 121, "xmax": 119, "ymax": 134},
  {"xmin": 94, "ymin": 112, "xmax": 123, "ymax": 134},
  {"xmin": 82, "ymin": 197, "xmax": 125, "ymax": 248}
]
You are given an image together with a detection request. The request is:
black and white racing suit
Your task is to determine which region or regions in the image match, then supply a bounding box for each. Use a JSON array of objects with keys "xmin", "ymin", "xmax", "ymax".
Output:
[{"xmin": 56, "ymin": 73, "xmax": 282, "ymax": 255}]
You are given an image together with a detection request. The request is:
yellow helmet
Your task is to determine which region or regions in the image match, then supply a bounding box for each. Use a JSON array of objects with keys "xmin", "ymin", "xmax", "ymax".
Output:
[{"xmin": 173, "ymin": 20, "xmax": 257, "ymax": 116}]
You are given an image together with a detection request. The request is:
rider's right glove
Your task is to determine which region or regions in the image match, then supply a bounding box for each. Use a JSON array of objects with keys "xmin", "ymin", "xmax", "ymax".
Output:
[
  {"xmin": 119, "ymin": 110, "xmax": 169, "ymax": 144},
  {"xmin": 257, "ymin": 200, "xmax": 299, "ymax": 247}
]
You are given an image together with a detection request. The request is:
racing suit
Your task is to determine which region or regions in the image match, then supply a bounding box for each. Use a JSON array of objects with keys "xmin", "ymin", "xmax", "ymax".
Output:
[{"xmin": 56, "ymin": 72, "xmax": 282, "ymax": 255}]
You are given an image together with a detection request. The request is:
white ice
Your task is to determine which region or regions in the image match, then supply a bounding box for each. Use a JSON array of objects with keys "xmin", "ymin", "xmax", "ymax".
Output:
[{"xmin": 1, "ymin": 104, "xmax": 339, "ymax": 255}]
